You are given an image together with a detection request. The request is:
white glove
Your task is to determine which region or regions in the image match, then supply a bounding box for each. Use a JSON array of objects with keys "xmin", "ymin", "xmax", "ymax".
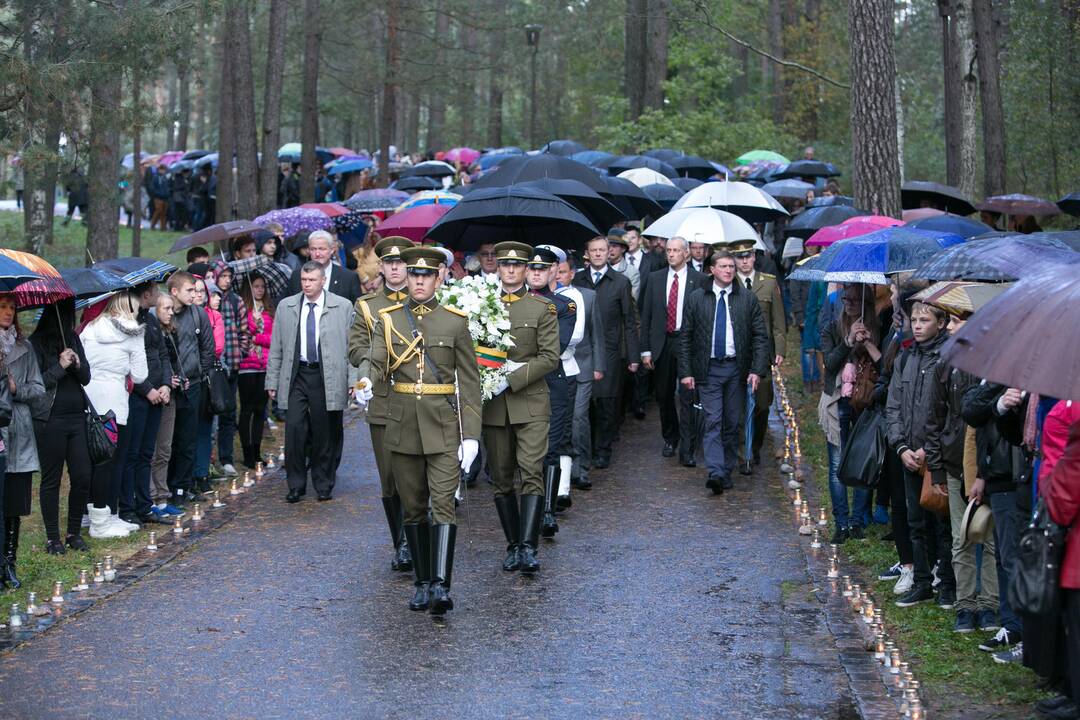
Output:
[
  {"xmin": 458, "ymin": 438, "xmax": 479, "ymax": 473},
  {"xmin": 353, "ymin": 377, "xmax": 374, "ymax": 407},
  {"xmin": 503, "ymin": 359, "xmax": 525, "ymax": 374},
  {"xmin": 491, "ymin": 377, "xmax": 510, "ymax": 397}
]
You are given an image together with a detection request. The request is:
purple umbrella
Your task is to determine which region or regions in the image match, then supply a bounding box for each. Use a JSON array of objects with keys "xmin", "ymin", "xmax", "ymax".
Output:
[{"xmin": 252, "ymin": 208, "xmax": 333, "ymax": 239}]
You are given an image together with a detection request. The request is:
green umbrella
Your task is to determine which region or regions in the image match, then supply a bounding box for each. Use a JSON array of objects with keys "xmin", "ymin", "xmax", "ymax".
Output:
[{"xmin": 736, "ymin": 149, "xmax": 790, "ymax": 166}]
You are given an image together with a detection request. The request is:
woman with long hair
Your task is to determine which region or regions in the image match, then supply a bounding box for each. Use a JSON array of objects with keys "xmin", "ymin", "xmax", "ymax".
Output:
[
  {"xmin": 80, "ymin": 291, "xmax": 148, "ymax": 538},
  {"xmin": 29, "ymin": 298, "xmax": 92, "ymax": 555},
  {"xmin": 0, "ymin": 293, "xmax": 44, "ymax": 585},
  {"xmin": 237, "ymin": 275, "xmax": 274, "ymax": 469}
]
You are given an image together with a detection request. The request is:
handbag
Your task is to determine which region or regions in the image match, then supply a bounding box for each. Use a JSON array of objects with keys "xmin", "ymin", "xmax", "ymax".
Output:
[
  {"xmin": 919, "ymin": 464, "xmax": 950, "ymax": 516},
  {"xmin": 849, "ymin": 354, "xmax": 879, "ymax": 414},
  {"xmin": 82, "ymin": 390, "xmax": 118, "ymax": 465},
  {"xmin": 838, "ymin": 406, "xmax": 886, "ymax": 488},
  {"xmin": 201, "ymin": 361, "xmax": 235, "ymax": 418},
  {"xmin": 1008, "ymin": 498, "xmax": 1066, "ymax": 615}
]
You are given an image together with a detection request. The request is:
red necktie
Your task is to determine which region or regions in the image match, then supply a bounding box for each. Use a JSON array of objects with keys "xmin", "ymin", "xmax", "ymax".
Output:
[{"xmin": 666, "ymin": 273, "xmax": 679, "ymax": 332}]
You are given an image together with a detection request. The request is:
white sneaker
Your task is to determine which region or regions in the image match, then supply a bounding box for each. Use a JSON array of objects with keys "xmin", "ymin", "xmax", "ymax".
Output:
[
  {"xmin": 893, "ymin": 566, "xmax": 915, "ymax": 595},
  {"xmin": 111, "ymin": 514, "xmax": 140, "ymax": 531},
  {"xmin": 222, "ymin": 463, "xmax": 238, "ymax": 477},
  {"xmin": 88, "ymin": 505, "xmax": 130, "ymax": 539},
  {"xmin": 266, "ymin": 417, "xmax": 277, "ymax": 430}
]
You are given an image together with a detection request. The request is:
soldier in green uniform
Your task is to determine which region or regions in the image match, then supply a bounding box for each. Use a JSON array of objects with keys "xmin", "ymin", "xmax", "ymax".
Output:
[
  {"xmin": 347, "ymin": 235, "xmax": 415, "ymax": 572},
  {"xmin": 484, "ymin": 241, "xmax": 561, "ymax": 575},
  {"xmin": 731, "ymin": 239, "xmax": 787, "ymax": 473},
  {"xmin": 369, "ymin": 247, "xmax": 482, "ymax": 615}
]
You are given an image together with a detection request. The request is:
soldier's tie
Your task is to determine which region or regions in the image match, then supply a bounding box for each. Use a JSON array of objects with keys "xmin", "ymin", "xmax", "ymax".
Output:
[{"xmin": 745, "ymin": 277, "xmax": 752, "ymax": 290}]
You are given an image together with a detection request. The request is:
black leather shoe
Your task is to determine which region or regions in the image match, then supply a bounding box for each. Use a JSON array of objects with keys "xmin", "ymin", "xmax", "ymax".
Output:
[
  {"xmin": 572, "ymin": 476, "xmax": 592, "ymax": 490},
  {"xmin": 679, "ymin": 454, "xmax": 696, "ymax": 468},
  {"xmin": 739, "ymin": 460, "xmax": 752, "ymax": 476},
  {"xmin": 286, "ymin": 490, "xmax": 302, "ymax": 504},
  {"xmin": 119, "ymin": 512, "xmax": 143, "ymax": 528},
  {"xmin": 317, "ymin": 493, "xmax": 332, "ymax": 502},
  {"xmin": 721, "ymin": 475, "xmax": 734, "ymax": 490},
  {"xmin": 706, "ymin": 476, "xmax": 723, "ymax": 495},
  {"xmin": 65, "ymin": 533, "xmax": 90, "ymax": 551},
  {"xmin": 556, "ymin": 494, "xmax": 572, "ymax": 511},
  {"xmin": 662, "ymin": 442, "xmax": 676, "ymax": 458},
  {"xmin": 494, "ymin": 495, "xmax": 522, "ymax": 571},
  {"xmin": 404, "ymin": 522, "xmax": 431, "ymax": 611},
  {"xmin": 593, "ymin": 455, "xmax": 610, "ymax": 469},
  {"xmin": 140, "ymin": 512, "xmax": 172, "ymax": 526},
  {"xmin": 518, "ymin": 494, "xmax": 542, "ymax": 574},
  {"xmin": 44, "ymin": 539, "xmax": 67, "ymax": 556}
]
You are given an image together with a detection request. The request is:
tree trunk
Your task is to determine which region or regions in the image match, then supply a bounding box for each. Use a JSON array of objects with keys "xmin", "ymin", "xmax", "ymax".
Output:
[
  {"xmin": 132, "ymin": 68, "xmax": 143, "ymax": 257},
  {"xmin": 972, "ymin": 0, "xmax": 1006, "ymax": 195},
  {"xmin": 258, "ymin": 0, "xmax": 288, "ymax": 215},
  {"xmin": 299, "ymin": 0, "xmax": 321, "ymax": 202},
  {"xmin": 459, "ymin": 22, "xmax": 478, "ymax": 146},
  {"xmin": 21, "ymin": 3, "xmax": 57, "ymax": 254},
  {"xmin": 802, "ymin": 0, "xmax": 821, "ymax": 138},
  {"xmin": 404, "ymin": 92, "xmax": 420, "ymax": 154},
  {"xmin": 194, "ymin": 15, "xmax": 211, "ymax": 148},
  {"xmin": 643, "ymin": 0, "xmax": 669, "ymax": 112},
  {"xmin": 953, "ymin": 0, "xmax": 978, "ymax": 199},
  {"xmin": 425, "ymin": 2, "xmax": 448, "ymax": 152},
  {"xmin": 87, "ymin": 73, "xmax": 123, "ymax": 262},
  {"xmin": 895, "ymin": 76, "xmax": 905, "ymax": 185},
  {"xmin": 486, "ymin": 0, "xmax": 506, "ymax": 147},
  {"xmin": 625, "ymin": 0, "xmax": 647, "ymax": 119},
  {"xmin": 939, "ymin": 1, "xmax": 960, "ymax": 187},
  {"xmin": 165, "ymin": 63, "xmax": 177, "ymax": 150},
  {"xmin": 177, "ymin": 55, "xmax": 191, "ymax": 151},
  {"xmin": 380, "ymin": 0, "xmax": 401, "ymax": 187},
  {"xmin": 229, "ymin": 0, "xmax": 260, "ymax": 219},
  {"xmin": 768, "ymin": 0, "xmax": 785, "ymax": 124},
  {"xmin": 216, "ymin": 15, "xmax": 236, "ymax": 223},
  {"xmin": 848, "ymin": 0, "xmax": 902, "ymax": 218}
]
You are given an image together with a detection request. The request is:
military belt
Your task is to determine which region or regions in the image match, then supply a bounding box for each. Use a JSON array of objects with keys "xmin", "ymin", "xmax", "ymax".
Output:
[{"xmin": 392, "ymin": 383, "xmax": 455, "ymax": 395}]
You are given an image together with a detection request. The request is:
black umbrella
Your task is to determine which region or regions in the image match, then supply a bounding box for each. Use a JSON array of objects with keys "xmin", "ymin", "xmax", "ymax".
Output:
[
  {"xmin": 517, "ymin": 178, "xmax": 626, "ymax": 231},
  {"xmin": 642, "ymin": 148, "xmax": 684, "ymax": 162},
  {"xmin": 424, "ymin": 185, "xmax": 601, "ymax": 252},
  {"xmin": 669, "ymin": 155, "xmax": 718, "ymax": 180},
  {"xmin": 391, "ymin": 176, "xmax": 441, "ymax": 192},
  {"xmin": 607, "ymin": 155, "xmax": 678, "ymax": 179},
  {"xmin": 783, "ymin": 205, "xmax": 865, "ymax": 238},
  {"xmin": 599, "ymin": 176, "xmax": 666, "ymax": 221},
  {"xmin": 1058, "ymin": 192, "xmax": 1080, "ymax": 217},
  {"xmin": 472, "ymin": 154, "xmax": 608, "ymax": 194},
  {"xmin": 180, "ymin": 150, "xmax": 212, "ymax": 161},
  {"xmin": 906, "ymin": 213, "xmax": 993, "ymax": 239},
  {"xmin": 640, "ymin": 183, "xmax": 685, "ymax": 211},
  {"xmin": 773, "ymin": 160, "xmax": 842, "ymax": 179},
  {"xmin": 977, "ymin": 193, "xmax": 1061, "ymax": 217},
  {"xmin": 401, "ymin": 160, "xmax": 456, "ymax": 178},
  {"xmin": 672, "ymin": 177, "xmax": 704, "ymax": 192},
  {"xmin": 541, "ymin": 139, "xmax": 587, "ymax": 156},
  {"xmin": 94, "ymin": 257, "xmax": 178, "ymax": 285},
  {"xmin": 807, "ymin": 195, "xmax": 858, "ymax": 208},
  {"xmin": 59, "ymin": 267, "xmax": 132, "ymax": 297},
  {"xmin": 170, "ymin": 220, "xmax": 267, "ymax": 253},
  {"xmin": 901, "ymin": 180, "xmax": 977, "ymax": 216}
]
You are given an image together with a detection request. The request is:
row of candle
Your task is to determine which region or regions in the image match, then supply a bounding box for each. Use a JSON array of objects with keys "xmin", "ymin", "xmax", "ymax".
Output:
[{"xmin": 774, "ymin": 374, "xmax": 924, "ymax": 719}]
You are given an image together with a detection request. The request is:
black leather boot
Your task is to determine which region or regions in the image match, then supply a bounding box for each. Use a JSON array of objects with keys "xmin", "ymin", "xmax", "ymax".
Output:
[
  {"xmin": 518, "ymin": 495, "xmax": 542, "ymax": 574},
  {"xmin": 382, "ymin": 496, "xmax": 412, "ymax": 572},
  {"xmin": 4, "ymin": 517, "xmax": 21, "ymax": 589},
  {"xmin": 541, "ymin": 465, "xmax": 559, "ymax": 538},
  {"xmin": 403, "ymin": 522, "xmax": 430, "ymax": 611},
  {"xmin": 428, "ymin": 524, "xmax": 457, "ymax": 615},
  {"xmin": 494, "ymin": 494, "xmax": 521, "ymax": 571}
]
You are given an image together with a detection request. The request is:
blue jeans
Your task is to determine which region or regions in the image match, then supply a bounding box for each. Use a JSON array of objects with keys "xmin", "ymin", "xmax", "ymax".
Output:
[
  {"xmin": 828, "ymin": 441, "xmax": 870, "ymax": 529},
  {"xmin": 801, "ymin": 350, "xmax": 820, "ymax": 385},
  {"xmin": 124, "ymin": 394, "xmax": 163, "ymax": 516},
  {"xmin": 195, "ymin": 415, "xmax": 215, "ymax": 479},
  {"xmin": 991, "ymin": 491, "xmax": 1024, "ymax": 634}
]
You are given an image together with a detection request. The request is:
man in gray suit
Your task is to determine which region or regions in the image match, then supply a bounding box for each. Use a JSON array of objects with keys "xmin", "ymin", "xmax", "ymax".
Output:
[
  {"xmin": 266, "ymin": 261, "xmax": 355, "ymax": 502},
  {"xmin": 558, "ymin": 257, "xmax": 606, "ymax": 492}
]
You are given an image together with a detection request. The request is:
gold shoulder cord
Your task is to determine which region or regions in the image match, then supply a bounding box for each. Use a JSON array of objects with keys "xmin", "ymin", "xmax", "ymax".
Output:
[
  {"xmin": 381, "ymin": 310, "xmax": 424, "ymax": 376},
  {"xmin": 359, "ymin": 299, "xmax": 375, "ymax": 333}
]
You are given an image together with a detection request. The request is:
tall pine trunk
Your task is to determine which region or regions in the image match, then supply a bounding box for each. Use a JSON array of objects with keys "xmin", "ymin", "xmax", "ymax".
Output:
[
  {"xmin": 87, "ymin": 73, "xmax": 123, "ymax": 261},
  {"xmin": 131, "ymin": 68, "xmax": 143, "ymax": 256},
  {"xmin": 848, "ymin": 0, "xmax": 902, "ymax": 218},
  {"xmin": 380, "ymin": 0, "xmax": 401, "ymax": 187},
  {"xmin": 216, "ymin": 16, "xmax": 236, "ymax": 223},
  {"xmin": 643, "ymin": 0, "xmax": 669, "ymax": 112},
  {"xmin": 953, "ymin": 0, "xmax": 978, "ymax": 199},
  {"xmin": 299, "ymin": 0, "xmax": 321, "ymax": 202},
  {"xmin": 258, "ymin": 0, "xmax": 288, "ymax": 215},
  {"xmin": 625, "ymin": 0, "xmax": 647, "ymax": 119},
  {"xmin": 972, "ymin": 0, "xmax": 1006, "ymax": 195},
  {"xmin": 177, "ymin": 55, "xmax": 191, "ymax": 150},
  {"xmin": 425, "ymin": 2, "xmax": 448, "ymax": 152},
  {"xmin": 21, "ymin": 2, "xmax": 60, "ymax": 254},
  {"xmin": 486, "ymin": 0, "xmax": 506, "ymax": 148},
  {"xmin": 229, "ymin": 0, "xmax": 260, "ymax": 219}
]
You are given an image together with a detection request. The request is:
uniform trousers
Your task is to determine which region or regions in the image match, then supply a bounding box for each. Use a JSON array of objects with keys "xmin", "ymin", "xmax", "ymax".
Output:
[
  {"xmin": 285, "ymin": 363, "xmax": 342, "ymax": 495},
  {"xmin": 483, "ymin": 421, "xmax": 547, "ymax": 497},
  {"xmin": 391, "ymin": 450, "xmax": 458, "ymax": 525},
  {"xmin": 369, "ymin": 423, "xmax": 395, "ymax": 498},
  {"xmin": 698, "ymin": 357, "xmax": 743, "ymax": 480},
  {"xmin": 544, "ymin": 370, "xmax": 574, "ymax": 467}
]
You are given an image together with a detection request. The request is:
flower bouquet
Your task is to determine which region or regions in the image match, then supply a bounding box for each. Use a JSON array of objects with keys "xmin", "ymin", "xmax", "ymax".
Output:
[{"xmin": 437, "ymin": 274, "xmax": 514, "ymax": 401}]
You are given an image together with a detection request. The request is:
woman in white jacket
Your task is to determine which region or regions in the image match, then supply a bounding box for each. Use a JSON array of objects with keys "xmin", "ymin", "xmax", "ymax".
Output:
[{"xmin": 80, "ymin": 292, "xmax": 148, "ymax": 538}]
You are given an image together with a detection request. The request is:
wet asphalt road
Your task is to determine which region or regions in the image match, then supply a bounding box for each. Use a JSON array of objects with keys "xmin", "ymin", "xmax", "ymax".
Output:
[{"xmin": 0, "ymin": 411, "xmax": 858, "ymax": 719}]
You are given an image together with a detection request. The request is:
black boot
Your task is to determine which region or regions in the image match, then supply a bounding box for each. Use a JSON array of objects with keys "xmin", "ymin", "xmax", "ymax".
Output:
[
  {"xmin": 541, "ymin": 465, "xmax": 559, "ymax": 538},
  {"xmin": 494, "ymin": 494, "xmax": 521, "ymax": 571},
  {"xmin": 402, "ymin": 522, "xmax": 431, "ymax": 611},
  {"xmin": 382, "ymin": 496, "xmax": 412, "ymax": 572},
  {"xmin": 428, "ymin": 524, "xmax": 457, "ymax": 615},
  {"xmin": 518, "ymin": 495, "xmax": 542, "ymax": 574},
  {"xmin": 4, "ymin": 517, "xmax": 21, "ymax": 589}
]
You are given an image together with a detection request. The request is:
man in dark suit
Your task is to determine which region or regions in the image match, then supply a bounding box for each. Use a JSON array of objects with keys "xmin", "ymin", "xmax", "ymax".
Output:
[
  {"xmin": 678, "ymin": 250, "xmax": 768, "ymax": 494},
  {"xmin": 639, "ymin": 236, "xmax": 708, "ymax": 467},
  {"xmin": 572, "ymin": 235, "xmax": 639, "ymax": 470},
  {"xmin": 285, "ymin": 230, "xmax": 362, "ymax": 303}
]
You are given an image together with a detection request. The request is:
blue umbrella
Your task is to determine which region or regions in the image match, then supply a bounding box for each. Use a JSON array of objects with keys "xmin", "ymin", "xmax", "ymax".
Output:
[
  {"xmin": 906, "ymin": 213, "xmax": 993, "ymax": 239},
  {"xmin": 326, "ymin": 158, "xmax": 374, "ymax": 176},
  {"xmin": 93, "ymin": 257, "xmax": 177, "ymax": 286},
  {"xmin": 789, "ymin": 227, "xmax": 966, "ymax": 284},
  {"xmin": 569, "ymin": 150, "xmax": 617, "ymax": 168},
  {"xmin": 194, "ymin": 152, "xmax": 218, "ymax": 168},
  {"xmin": 478, "ymin": 153, "xmax": 519, "ymax": 171},
  {"xmin": 60, "ymin": 267, "xmax": 134, "ymax": 310},
  {"xmin": 0, "ymin": 255, "xmax": 44, "ymax": 292}
]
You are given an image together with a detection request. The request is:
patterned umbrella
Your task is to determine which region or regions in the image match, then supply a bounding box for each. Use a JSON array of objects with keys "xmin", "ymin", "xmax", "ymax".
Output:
[
  {"xmin": 397, "ymin": 191, "xmax": 462, "ymax": 211},
  {"xmin": 912, "ymin": 281, "xmax": 1010, "ymax": 319},
  {"xmin": 772, "ymin": 160, "xmax": 842, "ymax": 179},
  {"xmin": 789, "ymin": 227, "xmax": 965, "ymax": 284},
  {"xmin": 252, "ymin": 208, "xmax": 333, "ymax": 239},
  {"xmin": 977, "ymin": 193, "xmax": 1061, "ymax": 217},
  {"xmin": 0, "ymin": 254, "xmax": 44, "ymax": 292},
  {"xmin": 445, "ymin": 147, "xmax": 480, "ymax": 165},
  {"xmin": 911, "ymin": 234, "xmax": 1080, "ymax": 281},
  {"xmin": 806, "ymin": 216, "xmax": 903, "ymax": 247},
  {"xmin": 761, "ymin": 179, "xmax": 815, "ymax": 201},
  {"xmin": 300, "ymin": 202, "xmax": 351, "ymax": 218},
  {"xmin": 0, "ymin": 249, "xmax": 73, "ymax": 307},
  {"xmin": 344, "ymin": 189, "xmax": 411, "ymax": 212},
  {"xmin": 94, "ymin": 257, "xmax": 177, "ymax": 286}
]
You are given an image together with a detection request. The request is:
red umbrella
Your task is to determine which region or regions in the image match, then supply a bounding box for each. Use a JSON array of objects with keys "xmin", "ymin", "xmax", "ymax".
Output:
[
  {"xmin": 326, "ymin": 147, "xmax": 360, "ymax": 158},
  {"xmin": 376, "ymin": 204, "xmax": 452, "ymax": 243},
  {"xmin": 806, "ymin": 216, "xmax": 903, "ymax": 247},
  {"xmin": 0, "ymin": 249, "xmax": 73, "ymax": 307},
  {"xmin": 902, "ymin": 207, "xmax": 945, "ymax": 222},
  {"xmin": 299, "ymin": 202, "xmax": 350, "ymax": 218}
]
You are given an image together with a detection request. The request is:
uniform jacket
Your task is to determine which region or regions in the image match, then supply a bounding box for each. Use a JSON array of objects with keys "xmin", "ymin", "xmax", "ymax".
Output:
[
  {"xmin": 347, "ymin": 286, "xmax": 407, "ymax": 425},
  {"xmin": 744, "ymin": 271, "xmax": 787, "ymax": 360},
  {"xmin": 885, "ymin": 331, "xmax": 949, "ymax": 455},
  {"xmin": 638, "ymin": 265, "xmax": 709, "ymax": 360},
  {"xmin": 677, "ymin": 280, "xmax": 769, "ymax": 384},
  {"xmin": 573, "ymin": 266, "xmax": 639, "ymax": 398},
  {"xmin": 80, "ymin": 316, "xmax": 148, "ymax": 425},
  {"xmin": 482, "ymin": 291, "xmax": 560, "ymax": 426},
  {"xmin": 369, "ymin": 299, "xmax": 482, "ymax": 455},
  {"xmin": 0, "ymin": 339, "xmax": 45, "ymax": 473},
  {"xmin": 266, "ymin": 291, "xmax": 354, "ymax": 412}
]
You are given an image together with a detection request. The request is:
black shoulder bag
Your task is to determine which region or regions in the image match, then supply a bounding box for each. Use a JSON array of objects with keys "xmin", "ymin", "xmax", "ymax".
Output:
[
  {"xmin": 838, "ymin": 405, "xmax": 887, "ymax": 488},
  {"xmin": 1008, "ymin": 498, "xmax": 1066, "ymax": 616},
  {"xmin": 81, "ymin": 389, "xmax": 119, "ymax": 465}
]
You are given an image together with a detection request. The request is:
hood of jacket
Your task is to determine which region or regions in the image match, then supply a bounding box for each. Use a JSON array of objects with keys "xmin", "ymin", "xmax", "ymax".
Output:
[{"xmin": 84, "ymin": 315, "xmax": 145, "ymax": 344}]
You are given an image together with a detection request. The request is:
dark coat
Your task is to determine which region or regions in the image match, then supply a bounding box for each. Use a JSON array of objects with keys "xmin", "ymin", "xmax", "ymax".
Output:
[
  {"xmin": 572, "ymin": 266, "xmax": 639, "ymax": 398},
  {"xmin": 134, "ymin": 307, "xmax": 172, "ymax": 397},
  {"xmin": 961, "ymin": 380, "xmax": 1026, "ymax": 496},
  {"xmin": 286, "ymin": 264, "xmax": 362, "ymax": 305},
  {"xmin": 677, "ymin": 280, "xmax": 768, "ymax": 384},
  {"xmin": 172, "ymin": 303, "xmax": 215, "ymax": 382},
  {"xmin": 885, "ymin": 331, "xmax": 949, "ymax": 455},
  {"xmin": 28, "ymin": 330, "xmax": 90, "ymax": 421},
  {"xmin": 924, "ymin": 364, "xmax": 977, "ymax": 485},
  {"xmin": 638, "ymin": 265, "xmax": 709, "ymax": 360}
]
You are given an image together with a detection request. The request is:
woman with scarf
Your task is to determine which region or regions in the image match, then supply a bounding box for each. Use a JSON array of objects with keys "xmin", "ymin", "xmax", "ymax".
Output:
[{"xmin": 0, "ymin": 293, "xmax": 44, "ymax": 586}]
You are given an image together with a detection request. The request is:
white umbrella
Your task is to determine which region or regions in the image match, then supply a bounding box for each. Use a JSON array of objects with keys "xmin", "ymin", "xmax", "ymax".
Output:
[
  {"xmin": 642, "ymin": 207, "xmax": 765, "ymax": 249},
  {"xmin": 672, "ymin": 181, "xmax": 788, "ymax": 223},
  {"xmin": 617, "ymin": 167, "xmax": 675, "ymax": 189}
]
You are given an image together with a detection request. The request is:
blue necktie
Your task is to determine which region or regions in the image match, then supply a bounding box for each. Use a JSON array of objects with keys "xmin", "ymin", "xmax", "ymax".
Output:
[
  {"xmin": 306, "ymin": 302, "xmax": 318, "ymax": 362},
  {"xmin": 713, "ymin": 290, "xmax": 727, "ymax": 359},
  {"xmin": 593, "ymin": 271, "xmax": 602, "ymax": 285}
]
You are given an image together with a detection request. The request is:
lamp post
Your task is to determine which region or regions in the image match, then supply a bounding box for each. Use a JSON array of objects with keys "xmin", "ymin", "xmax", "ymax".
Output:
[{"xmin": 525, "ymin": 24, "xmax": 542, "ymax": 148}]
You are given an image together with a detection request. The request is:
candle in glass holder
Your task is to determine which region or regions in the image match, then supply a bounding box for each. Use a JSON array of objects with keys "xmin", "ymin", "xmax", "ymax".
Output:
[
  {"xmin": 863, "ymin": 600, "xmax": 875, "ymax": 623},
  {"xmin": 51, "ymin": 581, "xmax": 65, "ymax": 605},
  {"xmin": 792, "ymin": 487, "xmax": 802, "ymax": 507},
  {"xmin": 230, "ymin": 478, "xmax": 241, "ymax": 496},
  {"xmin": 173, "ymin": 516, "xmax": 184, "ymax": 534},
  {"xmin": 827, "ymin": 556, "xmax": 840, "ymax": 578},
  {"xmin": 147, "ymin": 531, "xmax": 158, "ymax": 551},
  {"xmin": 818, "ymin": 508, "xmax": 828, "ymax": 526},
  {"xmin": 255, "ymin": 461, "xmax": 264, "ymax": 479},
  {"xmin": 104, "ymin": 555, "xmax": 116, "ymax": 581},
  {"xmin": 9, "ymin": 603, "xmax": 22, "ymax": 628},
  {"xmin": 889, "ymin": 648, "xmax": 902, "ymax": 673},
  {"xmin": 873, "ymin": 633, "xmax": 886, "ymax": 659},
  {"xmin": 73, "ymin": 569, "xmax": 89, "ymax": 591},
  {"xmin": 93, "ymin": 562, "xmax": 105, "ymax": 584},
  {"xmin": 25, "ymin": 592, "xmax": 38, "ymax": 616},
  {"xmin": 243, "ymin": 471, "xmax": 254, "ymax": 488},
  {"xmin": 810, "ymin": 528, "xmax": 823, "ymax": 549},
  {"xmin": 192, "ymin": 504, "xmax": 203, "ymax": 521},
  {"xmin": 212, "ymin": 490, "xmax": 225, "ymax": 508},
  {"xmin": 842, "ymin": 576, "xmax": 853, "ymax": 596},
  {"xmin": 278, "ymin": 444, "xmax": 285, "ymax": 462}
]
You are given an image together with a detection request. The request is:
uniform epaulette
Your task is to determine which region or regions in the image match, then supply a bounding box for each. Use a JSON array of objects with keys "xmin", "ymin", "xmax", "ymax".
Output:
[
  {"xmin": 357, "ymin": 292, "xmax": 377, "ymax": 303},
  {"xmin": 379, "ymin": 303, "xmax": 404, "ymax": 314},
  {"xmin": 444, "ymin": 306, "xmax": 467, "ymax": 317},
  {"xmin": 760, "ymin": 272, "xmax": 775, "ymax": 279}
]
